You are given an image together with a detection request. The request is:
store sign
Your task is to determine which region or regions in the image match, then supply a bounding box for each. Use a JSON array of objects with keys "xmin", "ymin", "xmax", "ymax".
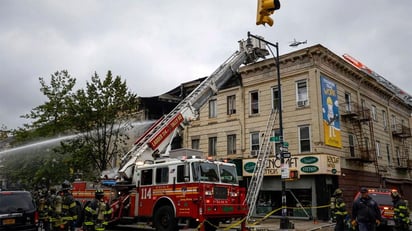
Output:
[
  {"xmin": 300, "ymin": 156, "xmax": 318, "ymax": 164},
  {"xmin": 301, "ymin": 165, "xmax": 319, "ymax": 173},
  {"xmin": 242, "ymin": 154, "xmax": 341, "ymax": 176},
  {"xmin": 244, "ymin": 162, "xmax": 256, "ymax": 173}
]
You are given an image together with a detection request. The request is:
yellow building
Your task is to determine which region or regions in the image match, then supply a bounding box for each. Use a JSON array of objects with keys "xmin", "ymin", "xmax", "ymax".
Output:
[{"xmin": 184, "ymin": 44, "xmax": 412, "ymax": 220}]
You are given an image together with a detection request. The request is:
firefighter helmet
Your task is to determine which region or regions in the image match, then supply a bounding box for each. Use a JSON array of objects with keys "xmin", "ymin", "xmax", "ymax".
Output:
[
  {"xmin": 391, "ymin": 190, "xmax": 400, "ymax": 199},
  {"xmin": 333, "ymin": 188, "xmax": 343, "ymax": 196},
  {"xmin": 95, "ymin": 189, "xmax": 104, "ymax": 199},
  {"xmin": 61, "ymin": 180, "xmax": 72, "ymax": 191}
]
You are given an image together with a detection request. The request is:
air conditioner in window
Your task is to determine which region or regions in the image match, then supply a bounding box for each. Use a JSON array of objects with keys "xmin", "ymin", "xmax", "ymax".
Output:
[
  {"xmin": 297, "ymin": 100, "xmax": 308, "ymax": 107},
  {"xmin": 250, "ymin": 150, "xmax": 259, "ymax": 156}
]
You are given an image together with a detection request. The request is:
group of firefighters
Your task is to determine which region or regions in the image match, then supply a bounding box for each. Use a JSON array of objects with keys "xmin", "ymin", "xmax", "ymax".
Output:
[
  {"xmin": 33, "ymin": 180, "xmax": 410, "ymax": 231},
  {"xmin": 330, "ymin": 187, "xmax": 410, "ymax": 231},
  {"xmin": 34, "ymin": 180, "xmax": 112, "ymax": 231}
]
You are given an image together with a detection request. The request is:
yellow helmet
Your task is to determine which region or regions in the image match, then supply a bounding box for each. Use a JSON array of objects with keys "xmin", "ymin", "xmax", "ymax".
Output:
[
  {"xmin": 95, "ymin": 189, "xmax": 104, "ymax": 198},
  {"xmin": 333, "ymin": 188, "xmax": 343, "ymax": 196}
]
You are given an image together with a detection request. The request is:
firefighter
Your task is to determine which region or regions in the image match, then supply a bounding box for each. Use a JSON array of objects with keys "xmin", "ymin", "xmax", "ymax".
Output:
[
  {"xmin": 391, "ymin": 191, "xmax": 410, "ymax": 231},
  {"xmin": 50, "ymin": 186, "xmax": 64, "ymax": 230},
  {"xmin": 83, "ymin": 189, "xmax": 112, "ymax": 231},
  {"xmin": 331, "ymin": 188, "xmax": 348, "ymax": 231},
  {"xmin": 52, "ymin": 180, "xmax": 78, "ymax": 231},
  {"xmin": 37, "ymin": 189, "xmax": 52, "ymax": 231}
]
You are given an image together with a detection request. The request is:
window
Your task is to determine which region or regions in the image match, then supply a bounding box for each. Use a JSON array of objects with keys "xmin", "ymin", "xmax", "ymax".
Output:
[
  {"xmin": 191, "ymin": 139, "xmax": 200, "ymax": 150},
  {"xmin": 375, "ymin": 141, "xmax": 380, "ymax": 157},
  {"xmin": 227, "ymin": 134, "xmax": 236, "ymax": 154},
  {"xmin": 396, "ymin": 146, "xmax": 401, "ymax": 166},
  {"xmin": 156, "ymin": 167, "xmax": 169, "ymax": 184},
  {"xmin": 391, "ymin": 115, "xmax": 397, "ymax": 130},
  {"xmin": 344, "ymin": 92, "xmax": 351, "ymax": 112},
  {"xmin": 141, "ymin": 169, "xmax": 153, "ymax": 185},
  {"xmin": 361, "ymin": 99, "xmax": 367, "ymax": 118},
  {"xmin": 209, "ymin": 99, "xmax": 217, "ymax": 118},
  {"xmin": 296, "ymin": 80, "xmax": 308, "ymax": 105},
  {"xmin": 208, "ymin": 137, "xmax": 217, "ymax": 156},
  {"xmin": 386, "ymin": 144, "xmax": 391, "ymax": 164},
  {"xmin": 250, "ymin": 132, "xmax": 260, "ymax": 155},
  {"xmin": 177, "ymin": 165, "xmax": 187, "ymax": 183},
  {"xmin": 272, "ymin": 86, "xmax": 280, "ymax": 111},
  {"xmin": 371, "ymin": 105, "xmax": 377, "ymax": 121},
  {"xmin": 250, "ymin": 91, "xmax": 259, "ymax": 114},
  {"xmin": 299, "ymin": 126, "xmax": 311, "ymax": 152},
  {"xmin": 382, "ymin": 110, "xmax": 388, "ymax": 130},
  {"xmin": 349, "ymin": 134, "xmax": 355, "ymax": 157},
  {"xmin": 227, "ymin": 95, "xmax": 236, "ymax": 115},
  {"xmin": 364, "ymin": 137, "xmax": 370, "ymax": 151}
]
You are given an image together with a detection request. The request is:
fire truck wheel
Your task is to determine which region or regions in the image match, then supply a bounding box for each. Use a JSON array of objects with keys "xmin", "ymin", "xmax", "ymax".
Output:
[{"xmin": 153, "ymin": 205, "xmax": 177, "ymax": 231}]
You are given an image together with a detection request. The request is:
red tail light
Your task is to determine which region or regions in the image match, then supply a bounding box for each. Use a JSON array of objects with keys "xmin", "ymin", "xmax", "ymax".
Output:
[{"xmin": 34, "ymin": 211, "xmax": 39, "ymax": 224}]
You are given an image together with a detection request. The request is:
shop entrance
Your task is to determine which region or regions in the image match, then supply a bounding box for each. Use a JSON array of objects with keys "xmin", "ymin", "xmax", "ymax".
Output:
[{"xmin": 254, "ymin": 188, "xmax": 313, "ymax": 219}]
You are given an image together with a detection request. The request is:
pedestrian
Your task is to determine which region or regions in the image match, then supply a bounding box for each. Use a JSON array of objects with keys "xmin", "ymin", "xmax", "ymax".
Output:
[
  {"xmin": 83, "ymin": 189, "xmax": 112, "ymax": 231},
  {"xmin": 391, "ymin": 190, "xmax": 410, "ymax": 231},
  {"xmin": 351, "ymin": 187, "xmax": 383, "ymax": 231},
  {"xmin": 331, "ymin": 188, "xmax": 348, "ymax": 231}
]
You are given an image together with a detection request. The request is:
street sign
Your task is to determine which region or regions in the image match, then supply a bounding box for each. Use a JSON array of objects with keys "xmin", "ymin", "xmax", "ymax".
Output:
[
  {"xmin": 283, "ymin": 142, "xmax": 289, "ymax": 147},
  {"xmin": 270, "ymin": 136, "xmax": 280, "ymax": 142},
  {"xmin": 281, "ymin": 152, "xmax": 291, "ymax": 158},
  {"xmin": 279, "ymin": 146, "xmax": 288, "ymax": 152}
]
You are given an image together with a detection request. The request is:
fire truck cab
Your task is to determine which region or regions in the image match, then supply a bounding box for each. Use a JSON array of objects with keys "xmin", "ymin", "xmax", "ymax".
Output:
[{"xmin": 110, "ymin": 149, "xmax": 246, "ymax": 230}]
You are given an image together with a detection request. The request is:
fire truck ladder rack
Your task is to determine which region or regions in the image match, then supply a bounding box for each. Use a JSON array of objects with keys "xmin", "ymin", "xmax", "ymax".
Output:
[
  {"xmin": 119, "ymin": 37, "xmax": 269, "ymax": 178},
  {"xmin": 245, "ymin": 108, "xmax": 278, "ymax": 221}
]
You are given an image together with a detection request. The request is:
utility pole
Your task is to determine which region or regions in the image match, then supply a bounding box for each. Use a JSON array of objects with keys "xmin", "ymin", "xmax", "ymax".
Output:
[{"xmin": 247, "ymin": 32, "xmax": 290, "ymax": 229}]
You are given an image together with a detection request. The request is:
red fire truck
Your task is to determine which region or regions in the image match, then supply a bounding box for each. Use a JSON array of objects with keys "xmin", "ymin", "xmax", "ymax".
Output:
[{"xmin": 72, "ymin": 35, "xmax": 270, "ymax": 231}]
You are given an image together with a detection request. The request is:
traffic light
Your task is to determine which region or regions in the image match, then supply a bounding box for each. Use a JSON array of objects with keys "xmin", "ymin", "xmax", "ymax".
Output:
[
  {"xmin": 256, "ymin": 0, "xmax": 281, "ymax": 27},
  {"xmin": 288, "ymin": 169, "xmax": 299, "ymax": 180}
]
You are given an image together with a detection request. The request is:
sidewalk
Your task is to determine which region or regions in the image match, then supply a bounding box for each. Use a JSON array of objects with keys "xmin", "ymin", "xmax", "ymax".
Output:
[{"xmin": 219, "ymin": 218, "xmax": 335, "ymax": 231}]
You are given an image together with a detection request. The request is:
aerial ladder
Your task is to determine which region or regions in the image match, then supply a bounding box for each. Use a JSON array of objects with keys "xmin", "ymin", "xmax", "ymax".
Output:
[
  {"xmin": 245, "ymin": 108, "xmax": 279, "ymax": 221},
  {"xmin": 118, "ymin": 35, "xmax": 270, "ymax": 184}
]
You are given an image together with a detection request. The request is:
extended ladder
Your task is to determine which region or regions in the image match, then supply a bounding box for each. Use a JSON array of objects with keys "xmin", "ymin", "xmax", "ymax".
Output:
[
  {"xmin": 119, "ymin": 37, "xmax": 269, "ymax": 176},
  {"xmin": 245, "ymin": 108, "xmax": 278, "ymax": 221}
]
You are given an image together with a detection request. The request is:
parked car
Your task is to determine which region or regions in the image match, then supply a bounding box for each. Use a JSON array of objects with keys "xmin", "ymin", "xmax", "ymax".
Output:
[
  {"xmin": 354, "ymin": 188, "xmax": 396, "ymax": 230},
  {"xmin": 0, "ymin": 190, "xmax": 38, "ymax": 231}
]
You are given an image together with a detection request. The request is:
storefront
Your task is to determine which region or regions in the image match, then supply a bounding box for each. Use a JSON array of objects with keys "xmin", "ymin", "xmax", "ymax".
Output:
[{"xmin": 242, "ymin": 154, "xmax": 341, "ymax": 220}]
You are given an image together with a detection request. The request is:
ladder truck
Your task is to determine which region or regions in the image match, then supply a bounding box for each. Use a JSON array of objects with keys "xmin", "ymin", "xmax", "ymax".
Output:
[{"xmin": 73, "ymin": 35, "xmax": 269, "ymax": 231}]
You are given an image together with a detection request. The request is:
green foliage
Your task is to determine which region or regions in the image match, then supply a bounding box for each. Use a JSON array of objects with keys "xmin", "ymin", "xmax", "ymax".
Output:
[
  {"xmin": 2, "ymin": 70, "xmax": 139, "ymax": 189},
  {"xmin": 65, "ymin": 71, "xmax": 138, "ymax": 172},
  {"xmin": 15, "ymin": 70, "xmax": 76, "ymax": 143}
]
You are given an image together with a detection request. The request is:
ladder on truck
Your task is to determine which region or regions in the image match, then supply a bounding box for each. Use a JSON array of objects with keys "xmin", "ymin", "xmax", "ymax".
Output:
[
  {"xmin": 245, "ymin": 109, "xmax": 279, "ymax": 221},
  {"xmin": 121, "ymin": 50, "xmax": 250, "ymax": 162},
  {"xmin": 119, "ymin": 37, "xmax": 269, "ymax": 177}
]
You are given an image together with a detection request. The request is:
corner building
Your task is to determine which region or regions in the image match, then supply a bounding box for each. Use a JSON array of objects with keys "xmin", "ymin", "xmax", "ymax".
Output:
[{"xmin": 183, "ymin": 44, "xmax": 412, "ymax": 220}]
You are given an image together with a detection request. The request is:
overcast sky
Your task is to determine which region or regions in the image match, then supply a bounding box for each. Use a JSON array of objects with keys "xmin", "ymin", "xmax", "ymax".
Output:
[{"xmin": 1, "ymin": 0, "xmax": 411, "ymax": 130}]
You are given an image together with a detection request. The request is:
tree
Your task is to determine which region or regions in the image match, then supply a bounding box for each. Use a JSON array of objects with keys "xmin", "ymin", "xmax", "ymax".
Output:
[
  {"xmin": 62, "ymin": 71, "xmax": 138, "ymax": 174},
  {"xmin": 16, "ymin": 70, "xmax": 76, "ymax": 141}
]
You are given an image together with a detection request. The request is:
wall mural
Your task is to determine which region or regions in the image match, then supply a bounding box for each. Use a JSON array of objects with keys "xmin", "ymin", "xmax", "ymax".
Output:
[{"xmin": 321, "ymin": 76, "xmax": 342, "ymax": 148}]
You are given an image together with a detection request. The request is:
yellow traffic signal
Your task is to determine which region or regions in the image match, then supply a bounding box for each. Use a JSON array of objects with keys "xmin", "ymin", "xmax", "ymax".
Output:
[{"xmin": 256, "ymin": 0, "xmax": 281, "ymax": 27}]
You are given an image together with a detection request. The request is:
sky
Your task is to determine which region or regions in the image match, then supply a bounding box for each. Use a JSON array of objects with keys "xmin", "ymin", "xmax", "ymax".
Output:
[{"xmin": 1, "ymin": 0, "xmax": 411, "ymax": 130}]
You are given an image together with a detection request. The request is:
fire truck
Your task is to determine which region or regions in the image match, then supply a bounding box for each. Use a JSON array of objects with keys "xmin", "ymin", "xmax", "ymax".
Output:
[{"xmin": 72, "ymin": 34, "xmax": 269, "ymax": 231}]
